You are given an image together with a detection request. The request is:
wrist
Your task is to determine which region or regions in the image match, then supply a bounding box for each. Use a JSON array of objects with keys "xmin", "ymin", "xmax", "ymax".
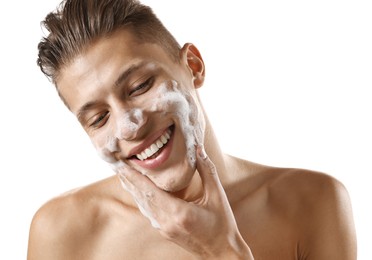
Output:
[
  {"xmin": 220, "ymin": 241, "xmax": 254, "ymax": 260},
  {"xmin": 202, "ymin": 234, "xmax": 254, "ymax": 260}
]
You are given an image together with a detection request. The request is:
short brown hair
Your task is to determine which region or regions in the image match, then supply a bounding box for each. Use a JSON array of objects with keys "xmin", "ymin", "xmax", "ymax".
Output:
[{"xmin": 37, "ymin": 0, "xmax": 181, "ymax": 84}]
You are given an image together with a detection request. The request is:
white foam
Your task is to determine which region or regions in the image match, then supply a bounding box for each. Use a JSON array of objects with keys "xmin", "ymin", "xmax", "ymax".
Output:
[
  {"xmin": 118, "ymin": 168, "xmax": 160, "ymax": 229},
  {"xmin": 94, "ymin": 79, "xmax": 205, "ymax": 169},
  {"xmin": 151, "ymin": 80, "xmax": 205, "ymax": 167},
  {"xmin": 90, "ymin": 78, "xmax": 206, "ymax": 230},
  {"xmin": 96, "ymin": 145, "xmax": 117, "ymax": 164},
  {"xmin": 135, "ymin": 197, "xmax": 161, "ymax": 229},
  {"xmin": 115, "ymin": 108, "xmax": 144, "ymax": 140},
  {"xmin": 94, "ymin": 108, "xmax": 146, "ymax": 165},
  {"xmin": 93, "ymin": 134, "xmax": 119, "ymax": 164},
  {"xmin": 110, "ymin": 160, "xmax": 126, "ymax": 172},
  {"xmin": 106, "ymin": 135, "xmax": 119, "ymax": 152}
]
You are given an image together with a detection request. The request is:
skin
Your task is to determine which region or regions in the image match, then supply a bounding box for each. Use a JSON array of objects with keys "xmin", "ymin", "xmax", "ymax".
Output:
[{"xmin": 27, "ymin": 30, "xmax": 357, "ymax": 259}]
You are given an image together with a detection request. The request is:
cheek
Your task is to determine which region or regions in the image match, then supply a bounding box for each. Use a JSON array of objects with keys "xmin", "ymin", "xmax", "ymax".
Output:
[
  {"xmin": 90, "ymin": 109, "xmax": 146, "ymax": 164},
  {"xmin": 88, "ymin": 80, "xmax": 206, "ymax": 170},
  {"xmin": 185, "ymin": 92, "xmax": 206, "ymax": 145},
  {"xmin": 150, "ymin": 80, "xmax": 206, "ymax": 166},
  {"xmin": 91, "ymin": 130, "xmax": 119, "ymax": 164},
  {"xmin": 92, "ymin": 134, "xmax": 131, "ymax": 173}
]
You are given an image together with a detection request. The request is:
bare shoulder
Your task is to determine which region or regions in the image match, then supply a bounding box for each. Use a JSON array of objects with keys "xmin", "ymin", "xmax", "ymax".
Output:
[
  {"xmin": 27, "ymin": 176, "xmax": 119, "ymax": 260},
  {"xmin": 270, "ymin": 167, "xmax": 357, "ymax": 259},
  {"xmin": 268, "ymin": 167, "xmax": 349, "ymax": 208},
  {"xmin": 233, "ymin": 156, "xmax": 357, "ymax": 260},
  {"xmin": 231, "ymin": 156, "xmax": 353, "ymax": 216}
]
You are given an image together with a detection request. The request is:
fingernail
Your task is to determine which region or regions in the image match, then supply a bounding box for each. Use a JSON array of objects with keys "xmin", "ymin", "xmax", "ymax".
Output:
[{"xmin": 198, "ymin": 145, "xmax": 207, "ymax": 159}]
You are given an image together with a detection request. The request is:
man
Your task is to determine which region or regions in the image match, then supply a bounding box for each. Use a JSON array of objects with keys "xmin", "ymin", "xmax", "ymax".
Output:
[{"xmin": 28, "ymin": 0, "xmax": 357, "ymax": 259}]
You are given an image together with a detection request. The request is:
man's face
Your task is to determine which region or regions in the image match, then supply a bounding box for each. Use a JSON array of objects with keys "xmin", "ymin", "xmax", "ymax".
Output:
[{"xmin": 57, "ymin": 30, "xmax": 205, "ymax": 192}]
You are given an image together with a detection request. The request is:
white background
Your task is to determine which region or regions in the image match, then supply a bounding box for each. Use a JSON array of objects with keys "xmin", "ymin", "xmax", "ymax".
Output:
[{"xmin": 0, "ymin": 0, "xmax": 371, "ymax": 259}]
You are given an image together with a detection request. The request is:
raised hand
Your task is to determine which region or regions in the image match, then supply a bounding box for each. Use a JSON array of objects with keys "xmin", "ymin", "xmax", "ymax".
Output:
[{"xmin": 117, "ymin": 146, "xmax": 253, "ymax": 259}]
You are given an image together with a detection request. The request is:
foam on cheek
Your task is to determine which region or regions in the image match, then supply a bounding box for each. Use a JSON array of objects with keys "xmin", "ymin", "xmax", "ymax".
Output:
[
  {"xmin": 115, "ymin": 108, "xmax": 144, "ymax": 139},
  {"xmin": 93, "ymin": 108, "xmax": 146, "ymax": 167},
  {"xmin": 106, "ymin": 136, "xmax": 119, "ymax": 152},
  {"xmin": 95, "ymin": 136, "xmax": 119, "ymax": 164},
  {"xmin": 152, "ymin": 80, "xmax": 205, "ymax": 167}
]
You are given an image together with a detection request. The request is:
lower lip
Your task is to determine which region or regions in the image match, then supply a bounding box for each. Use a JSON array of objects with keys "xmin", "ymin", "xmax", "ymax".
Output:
[{"xmin": 130, "ymin": 127, "xmax": 174, "ymax": 170}]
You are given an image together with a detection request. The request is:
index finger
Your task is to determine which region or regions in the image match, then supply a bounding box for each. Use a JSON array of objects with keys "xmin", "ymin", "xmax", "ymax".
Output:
[
  {"xmin": 116, "ymin": 163, "xmax": 186, "ymax": 219},
  {"xmin": 116, "ymin": 163, "xmax": 158, "ymax": 194}
]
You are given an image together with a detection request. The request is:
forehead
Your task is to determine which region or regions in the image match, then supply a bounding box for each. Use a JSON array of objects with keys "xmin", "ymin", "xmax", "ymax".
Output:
[{"xmin": 56, "ymin": 30, "xmax": 177, "ymax": 112}]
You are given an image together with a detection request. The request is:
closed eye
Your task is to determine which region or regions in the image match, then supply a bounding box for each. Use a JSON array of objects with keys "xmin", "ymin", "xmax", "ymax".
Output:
[
  {"xmin": 129, "ymin": 77, "xmax": 154, "ymax": 97},
  {"xmin": 90, "ymin": 111, "xmax": 109, "ymax": 128}
]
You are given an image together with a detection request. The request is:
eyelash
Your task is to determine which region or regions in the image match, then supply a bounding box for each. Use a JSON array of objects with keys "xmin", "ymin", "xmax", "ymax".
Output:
[
  {"xmin": 88, "ymin": 77, "xmax": 154, "ymax": 129},
  {"xmin": 90, "ymin": 111, "xmax": 109, "ymax": 128},
  {"xmin": 129, "ymin": 77, "xmax": 154, "ymax": 96}
]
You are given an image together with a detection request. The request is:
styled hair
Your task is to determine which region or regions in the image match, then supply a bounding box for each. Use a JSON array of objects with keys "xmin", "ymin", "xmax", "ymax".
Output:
[{"xmin": 37, "ymin": 0, "xmax": 181, "ymax": 84}]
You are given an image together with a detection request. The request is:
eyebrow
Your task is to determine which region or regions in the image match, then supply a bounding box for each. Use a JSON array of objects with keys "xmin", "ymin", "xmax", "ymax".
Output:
[
  {"xmin": 114, "ymin": 61, "xmax": 148, "ymax": 88},
  {"xmin": 76, "ymin": 100, "xmax": 99, "ymax": 123},
  {"xmin": 76, "ymin": 61, "xmax": 148, "ymax": 123}
]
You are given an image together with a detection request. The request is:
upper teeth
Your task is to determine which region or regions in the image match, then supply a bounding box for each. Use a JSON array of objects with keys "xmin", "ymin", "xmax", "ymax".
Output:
[{"xmin": 136, "ymin": 130, "xmax": 171, "ymax": 161}]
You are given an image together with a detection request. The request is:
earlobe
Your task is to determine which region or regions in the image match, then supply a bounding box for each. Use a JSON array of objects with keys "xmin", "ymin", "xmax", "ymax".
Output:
[{"xmin": 180, "ymin": 43, "xmax": 205, "ymax": 88}]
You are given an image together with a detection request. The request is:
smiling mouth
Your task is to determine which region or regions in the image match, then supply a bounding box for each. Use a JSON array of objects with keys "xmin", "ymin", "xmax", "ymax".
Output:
[{"xmin": 135, "ymin": 126, "xmax": 173, "ymax": 161}]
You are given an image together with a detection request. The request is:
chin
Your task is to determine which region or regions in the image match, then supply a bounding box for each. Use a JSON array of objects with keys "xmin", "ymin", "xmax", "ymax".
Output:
[{"xmin": 147, "ymin": 160, "xmax": 196, "ymax": 192}]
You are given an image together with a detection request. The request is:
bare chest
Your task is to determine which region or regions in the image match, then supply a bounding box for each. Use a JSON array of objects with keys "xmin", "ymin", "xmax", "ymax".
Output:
[
  {"xmin": 78, "ymin": 179, "xmax": 304, "ymax": 260},
  {"xmin": 79, "ymin": 207, "xmax": 302, "ymax": 260},
  {"xmin": 79, "ymin": 213, "xmax": 196, "ymax": 260}
]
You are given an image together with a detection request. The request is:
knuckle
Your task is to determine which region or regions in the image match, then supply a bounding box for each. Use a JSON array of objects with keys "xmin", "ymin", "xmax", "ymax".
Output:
[
  {"xmin": 175, "ymin": 210, "xmax": 193, "ymax": 229},
  {"xmin": 144, "ymin": 190, "xmax": 155, "ymax": 201},
  {"xmin": 207, "ymin": 162, "xmax": 217, "ymax": 174},
  {"xmin": 160, "ymin": 209, "xmax": 194, "ymax": 239},
  {"xmin": 160, "ymin": 223, "xmax": 178, "ymax": 239}
]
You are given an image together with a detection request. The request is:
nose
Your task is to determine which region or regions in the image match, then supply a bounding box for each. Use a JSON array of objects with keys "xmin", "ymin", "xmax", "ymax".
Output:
[{"xmin": 114, "ymin": 108, "xmax": 147, "ymax": 141}]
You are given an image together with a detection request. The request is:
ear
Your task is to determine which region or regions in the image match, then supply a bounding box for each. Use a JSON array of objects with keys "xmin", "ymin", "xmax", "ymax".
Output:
[{"xmin": 180, "ymin": 43, "xmax": 205, "ymax": 88}]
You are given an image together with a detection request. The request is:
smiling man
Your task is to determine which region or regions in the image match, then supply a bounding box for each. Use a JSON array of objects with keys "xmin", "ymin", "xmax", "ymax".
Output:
[{"xmin": 28, "ymin": 0, "xmax": 357, "ymax": 259}]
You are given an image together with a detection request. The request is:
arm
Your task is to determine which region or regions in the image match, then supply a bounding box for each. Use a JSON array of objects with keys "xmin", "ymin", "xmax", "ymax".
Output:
[
  {"xmin": 305, "ymin": 177, "xmax": 357, "ymax": 260},
  {"xmin": 27, "ymin": 198, "xmax": 85, "ymax": 260}
]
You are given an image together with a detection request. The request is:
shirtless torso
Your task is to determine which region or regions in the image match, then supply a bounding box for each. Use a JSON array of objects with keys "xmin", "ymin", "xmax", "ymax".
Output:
[
  {"xmin": 28, "ymin": 155, "xmax": 356, "ymax": 259},
  {"xmin": 31, "ymin": 5, "xmax": 357, "ymax": 258}
]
